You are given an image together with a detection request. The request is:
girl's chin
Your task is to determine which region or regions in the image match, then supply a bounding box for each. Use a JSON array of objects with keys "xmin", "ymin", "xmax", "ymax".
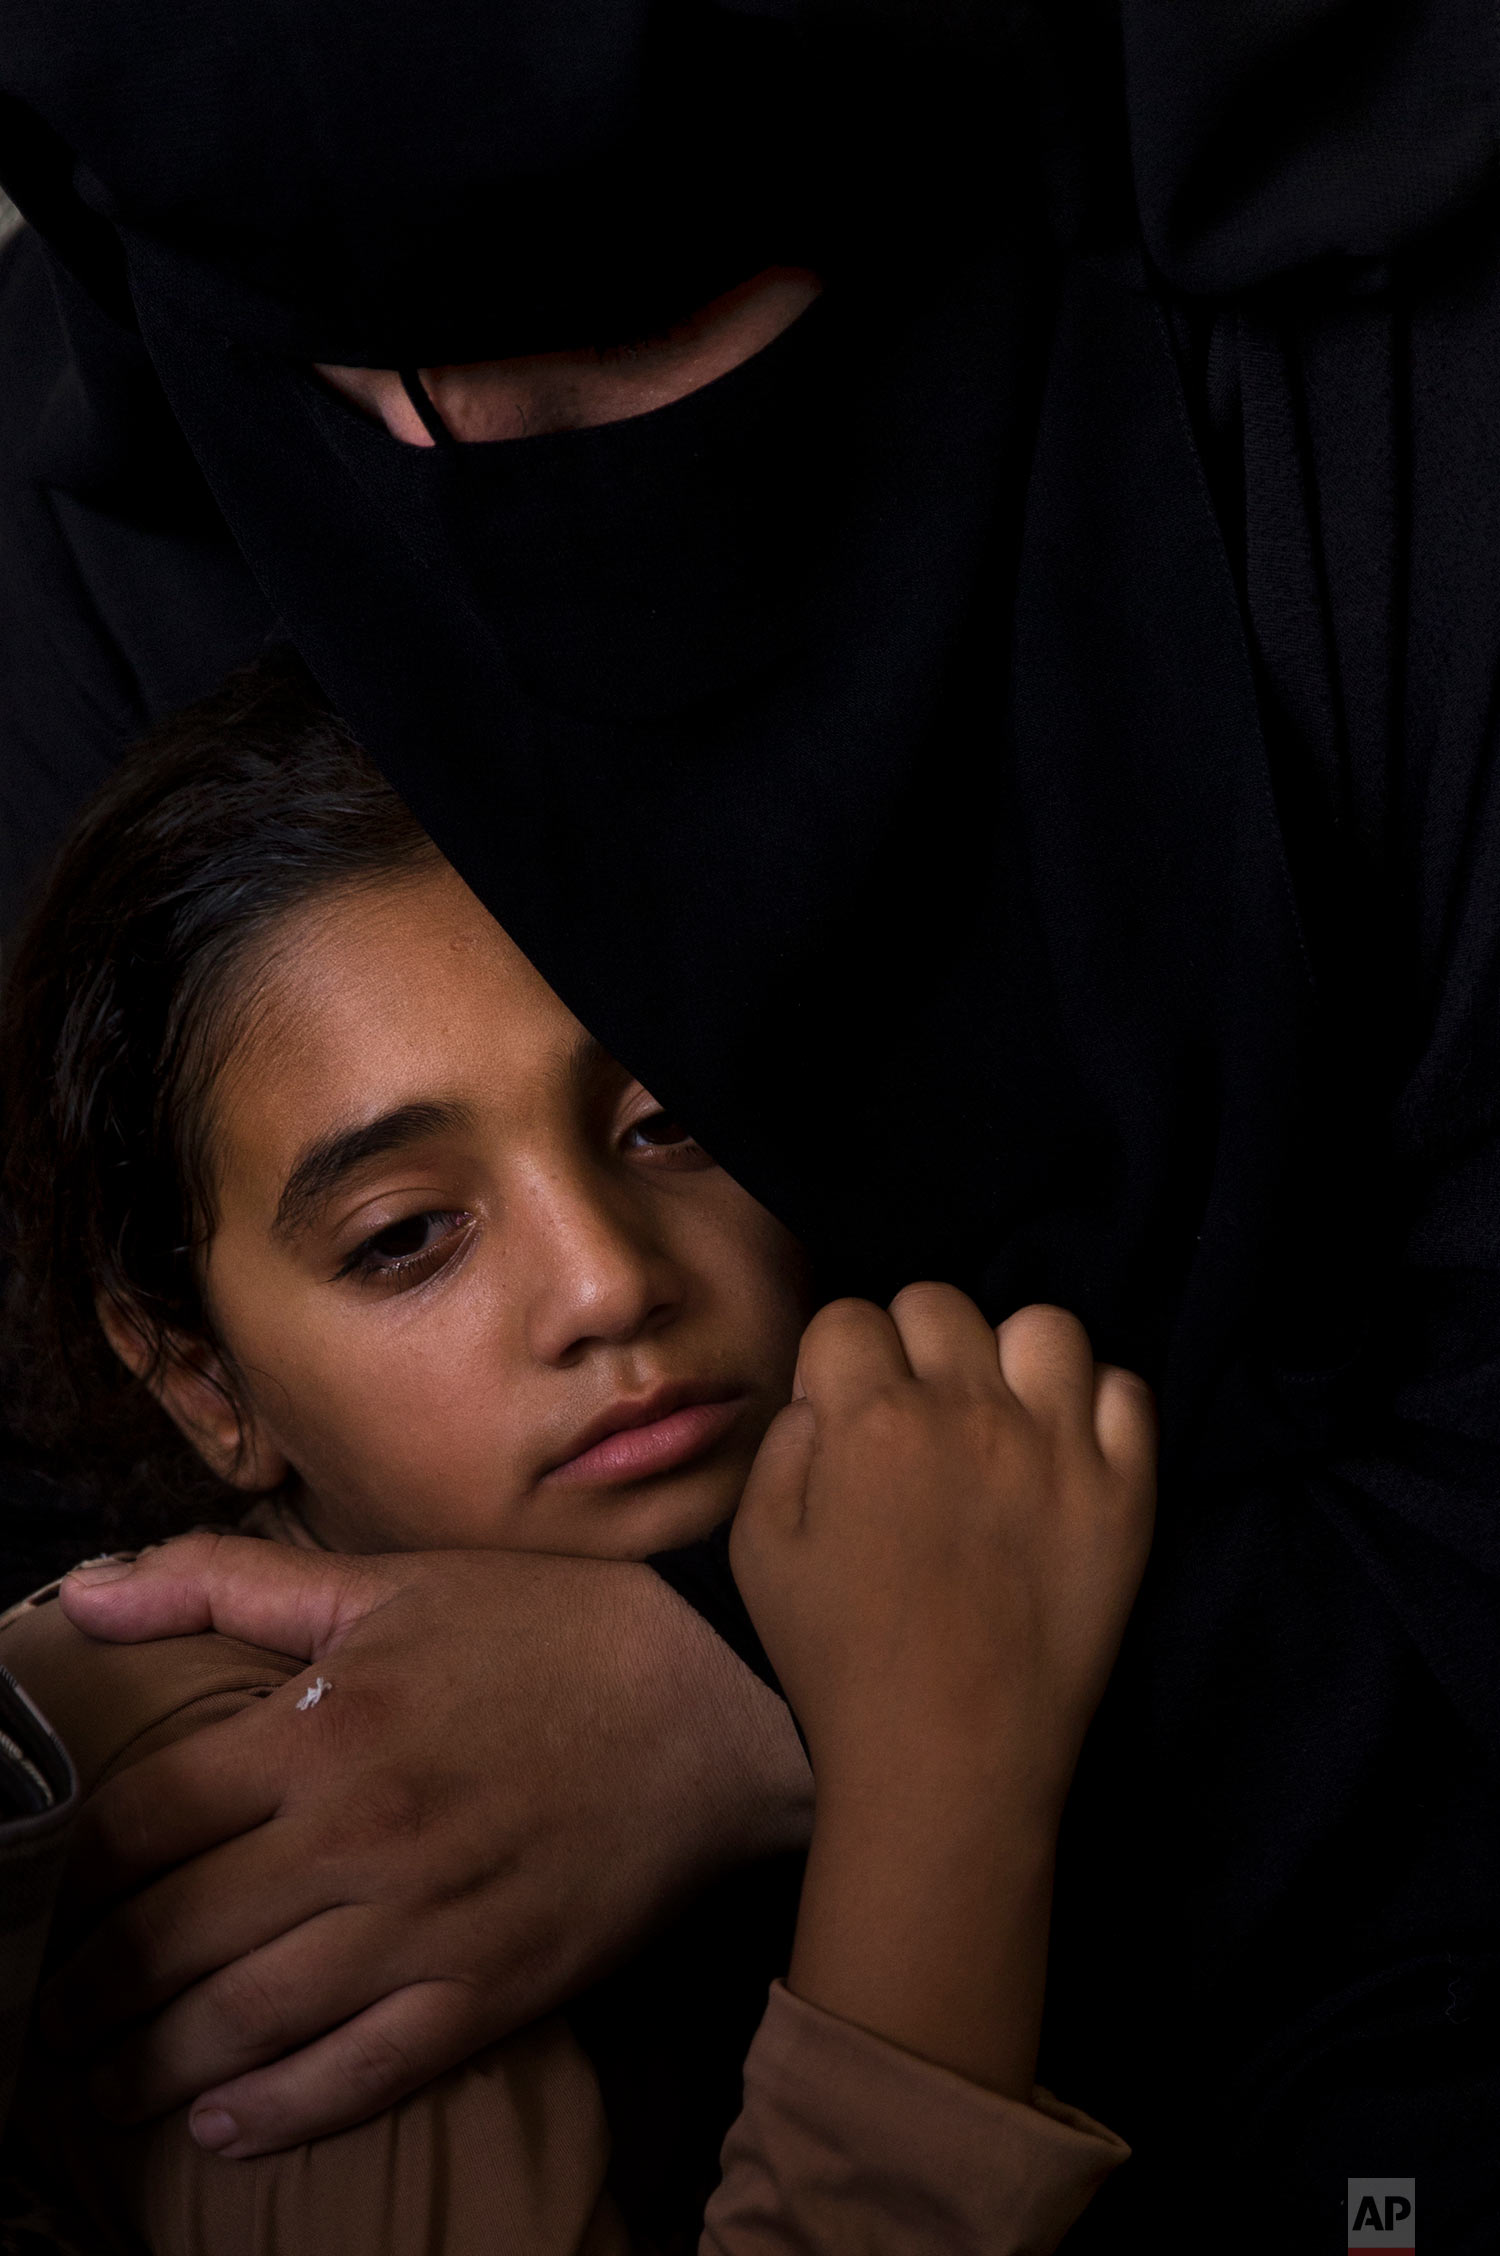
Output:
[
  {"xmin": 288, "ymin": 1469, "xmax": 740, "ymax": 1562},
  {"xmin": 515, "ymin": 1473, "xmax": 739, "ymax": 1563}
]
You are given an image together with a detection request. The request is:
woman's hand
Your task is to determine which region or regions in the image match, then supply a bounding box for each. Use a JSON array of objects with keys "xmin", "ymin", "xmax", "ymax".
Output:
[
  {"xmin": 50, "ymin": 1539, "xmax": 811, "ymax": 2157},
  {"xmin": 731, "ymin": 1287, "xmax": 1155, "ymax": 2099}
]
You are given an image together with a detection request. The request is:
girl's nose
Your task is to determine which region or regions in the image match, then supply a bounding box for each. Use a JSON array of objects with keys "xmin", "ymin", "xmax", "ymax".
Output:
[{"xmin": 521, "ymin": 1167, "xmax": 683, "ymax": 1366}]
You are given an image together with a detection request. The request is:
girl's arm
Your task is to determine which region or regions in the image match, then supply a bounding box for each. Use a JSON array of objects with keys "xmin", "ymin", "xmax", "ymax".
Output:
[{"xmin": 713, "ymin": 1287, "xmax": 1154, "ymax": 2251}]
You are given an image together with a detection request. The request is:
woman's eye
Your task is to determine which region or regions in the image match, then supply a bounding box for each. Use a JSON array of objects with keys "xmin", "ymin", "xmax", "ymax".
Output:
[{"xmin": 336, "ymin": 1210, "xmax": 472, "ymax": 1287}]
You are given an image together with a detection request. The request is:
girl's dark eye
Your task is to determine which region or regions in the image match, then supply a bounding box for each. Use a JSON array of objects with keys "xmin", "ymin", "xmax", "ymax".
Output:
[
  {"xmin": 336, "ymin": 1210, "xmax": 471, "ymax": 1287},
  {"xmin": 631, "ymin": 1111, "xmax": 694, "ymax": 1147},
  {"xmin": 623, "ymin": 1109, "xmax": 712, "ymax": 1169}
]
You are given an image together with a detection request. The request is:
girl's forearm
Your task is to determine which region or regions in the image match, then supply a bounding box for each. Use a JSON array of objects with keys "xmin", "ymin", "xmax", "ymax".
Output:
[{"xmin": 786, "ymin": 1770, "xmax": 1059, "ymax": 2103}]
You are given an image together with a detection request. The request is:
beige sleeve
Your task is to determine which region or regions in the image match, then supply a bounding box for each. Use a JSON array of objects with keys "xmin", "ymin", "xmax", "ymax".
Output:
[
  {"xmin": 700, "ymin": 1982, "xmax": 1128, "ymax": 2256},
  {"xmin": 37, "ymin": 1974, "xmax": 1126, "ymax": 2256},
  {"xmin": 38, "ymin": 2026, "xmax": 631, "ymax": 2256},
  {"xmin": 44, "ymin": 1982, "xmax": 1127, "ymax": 2256}
]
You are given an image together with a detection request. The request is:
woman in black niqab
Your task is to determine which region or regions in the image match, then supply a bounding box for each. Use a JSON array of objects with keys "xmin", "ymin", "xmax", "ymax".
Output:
[{"xmin": 3, "ymin": 3, "xmax": 1500, "ymax": 2243}]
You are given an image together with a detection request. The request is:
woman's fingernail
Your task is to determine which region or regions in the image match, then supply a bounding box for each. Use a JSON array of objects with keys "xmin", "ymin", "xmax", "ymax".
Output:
[
  {"xmin": 67, "ymin": 1559, "xmax": 137, "ymax": 1585},
  {"xmin": 190, "ymin": 2107, "xmax": 239, "ymax": 2152}
]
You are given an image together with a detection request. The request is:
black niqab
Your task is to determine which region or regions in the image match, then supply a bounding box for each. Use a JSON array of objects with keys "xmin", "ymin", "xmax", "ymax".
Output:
[{"xmin": 4, "ymin": 5, "xmax": 1500, "ymax": 2243}]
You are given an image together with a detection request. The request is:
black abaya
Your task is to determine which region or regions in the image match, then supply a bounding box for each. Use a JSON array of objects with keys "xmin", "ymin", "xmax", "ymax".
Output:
[{"xmin": 2, "ymin": 6, "xmax": 1499, "ymax": 2244}]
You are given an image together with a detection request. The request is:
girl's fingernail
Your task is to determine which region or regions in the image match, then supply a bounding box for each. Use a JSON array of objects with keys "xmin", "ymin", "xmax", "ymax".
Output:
[
  {"xmin": 67, "ymin": 1559, "xmax": 137, "ymax": 1585},
  {"xmin": 190, "ymin": 2107, "xmax": 239, "ymax": 2152}
]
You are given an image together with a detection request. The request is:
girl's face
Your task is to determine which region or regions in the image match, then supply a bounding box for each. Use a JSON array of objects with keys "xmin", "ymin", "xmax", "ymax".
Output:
[{"xmin": 162, "ymin": 860, "xmax": 809, "ymax": 1559}]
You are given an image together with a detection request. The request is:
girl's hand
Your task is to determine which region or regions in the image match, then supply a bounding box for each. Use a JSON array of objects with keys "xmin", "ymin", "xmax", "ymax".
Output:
[
  {"xmin": 730, "ymin": 1287, "xmax": 1156, "ymax": 2097},
  {"xmin": 733, "ymin": 1287, "xmax": 1155, "ymax": 1814}
]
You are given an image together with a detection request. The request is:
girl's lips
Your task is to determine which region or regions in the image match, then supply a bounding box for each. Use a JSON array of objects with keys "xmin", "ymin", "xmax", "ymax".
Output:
[{"xmin": 544, "ymin": 1397, "xmax": 743, "ymax": 1487}]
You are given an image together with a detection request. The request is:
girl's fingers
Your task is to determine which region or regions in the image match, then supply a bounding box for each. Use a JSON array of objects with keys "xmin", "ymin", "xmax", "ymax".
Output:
[
  {"xmin": 793, "ymin": 1297, "xmax": 912, "ymax": 1407},
  {"xmin": 183, "ymin": 1979, "xmax": 484, "ymax": 2158},
  {"xmin": 995, "ymin": 1304, "xmax": 1096, "ymax": 1421},
  {"xmin": 886, "ymin": 1280, "xmax": 1008, "ymax": 1387},
  {"xmin": 734, "ymin": 1398, "xmax": 817, "ymax": 1543},
  {"xmin": 1092, "ymin": 1362, "xmax": 1158, "ymax": 1484}
]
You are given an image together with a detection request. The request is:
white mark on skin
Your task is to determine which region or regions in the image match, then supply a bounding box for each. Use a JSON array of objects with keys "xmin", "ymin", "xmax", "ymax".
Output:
[{"xmin": 296, "ymin": 1676, "xmax": 332, "ymax": 1711}]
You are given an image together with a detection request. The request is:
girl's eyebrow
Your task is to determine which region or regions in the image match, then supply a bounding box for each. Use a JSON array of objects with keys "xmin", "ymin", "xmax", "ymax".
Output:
[{"xmin": 272, "ymin": 1100, "xmax": 473, "ymax": 1243}]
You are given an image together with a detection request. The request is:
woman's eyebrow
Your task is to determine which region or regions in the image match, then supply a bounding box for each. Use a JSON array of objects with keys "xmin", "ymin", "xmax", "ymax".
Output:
[{"xmin": 272, "ymin": 1100, "xmax": 473, "ymax": 1242}]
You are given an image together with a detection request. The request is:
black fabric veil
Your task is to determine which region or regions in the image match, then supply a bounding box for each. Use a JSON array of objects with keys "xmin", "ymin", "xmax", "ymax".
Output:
[{"xmin": 4, "ymin": 3, "xmax": 1500, "ymax": 2243}]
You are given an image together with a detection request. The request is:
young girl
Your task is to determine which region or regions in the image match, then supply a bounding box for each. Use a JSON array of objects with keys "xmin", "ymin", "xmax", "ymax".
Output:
[{"xmin": 0, "ymin": 654, "xmax": 1152, "ymax": 2254}]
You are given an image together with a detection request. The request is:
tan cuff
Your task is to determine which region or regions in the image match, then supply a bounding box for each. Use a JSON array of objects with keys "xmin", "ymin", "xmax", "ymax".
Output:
[{"xmin": 704, "ymin": 1981, "xmax": 1127, "ymax": 2256}]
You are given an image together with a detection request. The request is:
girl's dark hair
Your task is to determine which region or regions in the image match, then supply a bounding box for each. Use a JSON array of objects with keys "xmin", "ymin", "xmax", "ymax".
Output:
[{"xmin": 0, "ymin": 648, "xmax": 437, "ymax": 1536}]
